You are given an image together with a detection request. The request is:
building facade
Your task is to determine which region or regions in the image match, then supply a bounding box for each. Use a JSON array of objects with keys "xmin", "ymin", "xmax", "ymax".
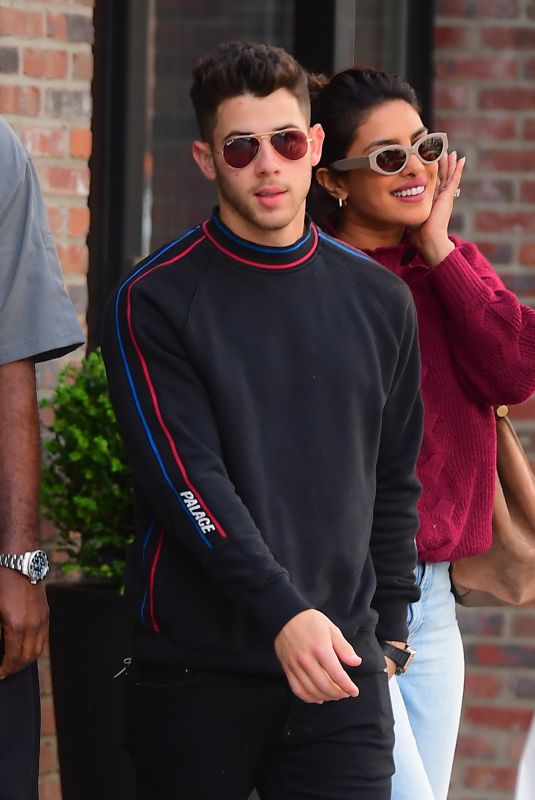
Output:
[{"xmin": 0, "ymin": 1, "xmax": 534, "ymax": 798}]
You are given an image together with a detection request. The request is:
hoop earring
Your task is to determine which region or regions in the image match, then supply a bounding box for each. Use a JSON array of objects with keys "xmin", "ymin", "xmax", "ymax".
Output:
[{"xmin": 338, "ymin": 197, "xmax": 347, "ymax": 208}]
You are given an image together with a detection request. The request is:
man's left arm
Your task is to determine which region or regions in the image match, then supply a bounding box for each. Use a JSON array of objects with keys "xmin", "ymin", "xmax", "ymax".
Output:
[
  {"xmin": 0, "ymin": 359, "xmax": 48, "ymax": 678},
  {"xmin": 369, "ymin": 295, "xmax": 423, "ymax": 659}
]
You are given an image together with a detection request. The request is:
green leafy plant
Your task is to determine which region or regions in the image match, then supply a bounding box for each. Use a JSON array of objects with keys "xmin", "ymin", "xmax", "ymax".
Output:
[{"xmin": 40, "ymin": 348, "xmax": 134, "ymax": 583}]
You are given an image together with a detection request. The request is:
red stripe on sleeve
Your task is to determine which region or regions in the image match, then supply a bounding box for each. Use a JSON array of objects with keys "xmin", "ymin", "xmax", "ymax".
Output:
[{"xmin": 125, "ymin": 238, "xmax": 229, "ymax": 540}]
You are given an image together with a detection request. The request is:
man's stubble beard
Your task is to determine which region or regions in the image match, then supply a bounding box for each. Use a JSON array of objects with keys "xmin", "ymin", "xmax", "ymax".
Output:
[{"xmin": 216, "ymin": 166, "xmax": 311, "ymax": 234}]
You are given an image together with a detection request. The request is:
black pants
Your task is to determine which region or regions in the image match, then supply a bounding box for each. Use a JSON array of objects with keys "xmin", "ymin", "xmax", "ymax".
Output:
[
  {"xmin": 125, "ymin": 663, "xmax": 394, "ymax": 800},
  {"xmin": 0, "ymin": 662, "xmax": 40, "ymax": 800}
]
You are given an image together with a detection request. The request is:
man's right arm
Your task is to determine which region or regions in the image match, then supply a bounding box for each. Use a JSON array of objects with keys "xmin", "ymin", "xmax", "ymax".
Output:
[{"xmin": 102, "ymin": 271, "xmax": 311, "ymax": 640}]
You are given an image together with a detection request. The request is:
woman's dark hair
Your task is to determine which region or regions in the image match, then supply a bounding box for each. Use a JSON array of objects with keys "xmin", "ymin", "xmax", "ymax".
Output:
[
  {"xmin": 190, "ymin": 41, "xmax": 310, "ymax": 142},
  {"xmin": 308, "ymin": 67, "xmax": 421, "ymax": 229}
]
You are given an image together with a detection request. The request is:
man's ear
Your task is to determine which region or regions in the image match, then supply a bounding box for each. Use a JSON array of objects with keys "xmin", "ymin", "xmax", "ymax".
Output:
[
  {"xmin": 309, "ymin": 123, "xmax": 325, "ymax": 168},
  {"xmin": 315, "ymin": 166, "xmax": 347, "ymax": 202},
  {"xmin": 192, "ymin": 140, "xmax": 217, "ymax": 181}
]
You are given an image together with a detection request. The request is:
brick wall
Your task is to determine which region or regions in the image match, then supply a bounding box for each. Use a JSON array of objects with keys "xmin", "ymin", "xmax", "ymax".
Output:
[
  {"xmin": 0, "ymin": 2, "xmax": 93, "ymax": 798},
  {"xmin": 434, "ymin": 1, "xmax": 535, "ymax": 798}
]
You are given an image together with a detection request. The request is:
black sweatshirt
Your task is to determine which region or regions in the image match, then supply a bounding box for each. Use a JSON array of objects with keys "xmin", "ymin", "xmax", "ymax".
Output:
[{"xmin": 102, "ymin": 211, "xmax": 423, "ymax": 676}]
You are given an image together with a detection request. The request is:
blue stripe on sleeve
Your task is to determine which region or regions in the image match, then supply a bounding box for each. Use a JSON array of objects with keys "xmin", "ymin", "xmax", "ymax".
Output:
[{"xmin": 113, "ymin": 228, "xmax": 213, "ymax": 549}]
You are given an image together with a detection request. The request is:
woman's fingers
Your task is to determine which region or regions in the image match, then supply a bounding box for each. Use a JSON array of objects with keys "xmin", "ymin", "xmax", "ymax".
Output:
[
  {"xmin": 453, "ymin": 155, "xmax": 466, "ymax": 187},
  {"xmin": 437, "ymin": 152, "xmax": 449, "ymax": 188},
  {"xmin": 436, "ymin": 150, "xmax": 459, "ymax": 198},
  {"xmin": 447, "ymin": 150, "xmax": 457, "ymax": 185},
  {"xmin": 437, "ymin": 154, "xmax": 465, "ymax": 200}
]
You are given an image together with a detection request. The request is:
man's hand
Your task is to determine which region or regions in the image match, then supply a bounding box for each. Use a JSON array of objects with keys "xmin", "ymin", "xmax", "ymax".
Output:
[
  {"xmin": 0, "ymin": 570, "xmax": 48, "ymax": 678},
  {"xmin": 274, "ymin": 609, "xmax": 362, "ymax": 704}
]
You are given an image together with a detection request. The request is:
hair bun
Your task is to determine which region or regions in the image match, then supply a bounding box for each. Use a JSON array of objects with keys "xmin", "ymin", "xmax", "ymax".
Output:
[{"xmin": 307, "ymin": 72, "xmax": 329, "ymax": 100}]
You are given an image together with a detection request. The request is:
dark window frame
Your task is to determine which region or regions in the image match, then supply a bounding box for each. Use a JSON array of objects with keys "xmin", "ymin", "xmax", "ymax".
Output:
[{"xmin": 87, "ymin": 0, "xmax": 151, "ymax": 350}]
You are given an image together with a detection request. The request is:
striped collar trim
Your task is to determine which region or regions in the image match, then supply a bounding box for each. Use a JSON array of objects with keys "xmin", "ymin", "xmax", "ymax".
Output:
[{"xmin": 203, "ymin": 210, "xmax": 318, "ymax": 270}]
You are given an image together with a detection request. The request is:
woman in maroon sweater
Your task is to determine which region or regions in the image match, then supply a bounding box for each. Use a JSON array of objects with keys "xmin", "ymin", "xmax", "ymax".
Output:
[{"xmin": 309, "ymin": 68, "xmax": 535, "ymax": 800}]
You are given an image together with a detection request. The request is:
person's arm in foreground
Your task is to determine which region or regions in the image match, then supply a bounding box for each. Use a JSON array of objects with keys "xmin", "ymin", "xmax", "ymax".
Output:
[{"xmin": 0, "ymin": 359, "xmax": 48, "ymax": 678}]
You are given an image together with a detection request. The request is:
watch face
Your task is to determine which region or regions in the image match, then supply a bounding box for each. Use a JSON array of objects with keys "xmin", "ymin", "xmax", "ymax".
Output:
[
  {"xmin": 403, "ymin": 649, "xmax": 416, "ymax": 671},
  {"xmin": 395, "ymin": 646, "xmax": 416, "ymax": 674},
  {"xmin": 28, "ymin": 550, "xmax": 49, "ymax": 581}
]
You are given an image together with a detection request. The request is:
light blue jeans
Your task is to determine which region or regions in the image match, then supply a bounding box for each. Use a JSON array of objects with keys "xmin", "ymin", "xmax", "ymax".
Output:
[{"xmin": 389, "ymin": 561, "xmax": 465, "ymax": 800}]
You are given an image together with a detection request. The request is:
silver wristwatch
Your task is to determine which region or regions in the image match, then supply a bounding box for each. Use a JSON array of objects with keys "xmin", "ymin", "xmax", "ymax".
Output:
[{"xmin": 0, "ymin": 549, "xmax": 49, "ymax": 584}]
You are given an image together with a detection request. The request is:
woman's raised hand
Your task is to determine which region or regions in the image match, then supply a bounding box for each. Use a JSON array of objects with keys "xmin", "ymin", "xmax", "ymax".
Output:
[{"xmin": 409, "ymin": 151, "xmax": 465, "ymax": 267}]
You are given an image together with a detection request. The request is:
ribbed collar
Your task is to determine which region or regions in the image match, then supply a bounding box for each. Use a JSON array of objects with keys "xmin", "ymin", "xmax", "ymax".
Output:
[
  {"xmin": 202, "ymin": 208, "xmax": 319, "ymax": 270},
  {"xmin": 325, "ymin": 225, "xmax": 422, "ymax": 272},
  {"xmin": 362, "ymin": 234, "xmax": 462, "ymax": 270},
  {"xmin": 362, "ymin": 240, "xmax": 422, "ymax": 272}
]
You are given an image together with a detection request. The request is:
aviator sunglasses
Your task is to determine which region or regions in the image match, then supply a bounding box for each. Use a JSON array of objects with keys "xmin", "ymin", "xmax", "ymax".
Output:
[
  {"xmin": 215, "ymin": 129, "xmax": 312, "ymax": 169},
  {"xmin": 331, "ymin": 132, "xmax": 448, "ymax": 176}
]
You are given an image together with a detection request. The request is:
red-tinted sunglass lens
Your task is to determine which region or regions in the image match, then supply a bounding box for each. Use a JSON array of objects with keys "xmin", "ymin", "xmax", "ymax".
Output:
[
  {"xmin": 375, "ymin": 148, "xmax": 408, "ymax": 173},
  {"xmin": 223, "ymin": 137, "xmax": 260, "ymax": 168},
  {"xmin": 223, "ymin": 130, "xmax": 309, "ymax": 168},
  {"xmin": 271, "ymin": 130, "xmax": 309, "ymax": 160},
  {"xmin": 418, "ymin": 136, "xmax": 445, "ymax": 162}
]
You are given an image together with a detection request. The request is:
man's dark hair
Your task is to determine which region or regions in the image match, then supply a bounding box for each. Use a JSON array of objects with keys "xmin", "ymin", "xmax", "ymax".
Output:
[{"xmin": 190, "ymin": 41, "xmax": 311, "ymax": 142}]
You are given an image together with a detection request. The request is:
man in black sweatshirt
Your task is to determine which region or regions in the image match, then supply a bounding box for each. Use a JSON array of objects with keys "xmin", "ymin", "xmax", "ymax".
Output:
[{"xmin": 102, "ymin": 41, "xmax": 423, "ymax": 800}]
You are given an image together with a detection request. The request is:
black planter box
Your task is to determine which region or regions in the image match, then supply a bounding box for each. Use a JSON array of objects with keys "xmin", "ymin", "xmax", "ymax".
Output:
[{"xmin": 47, "ymin": 582, "xmax": 136, "ymax": 800}]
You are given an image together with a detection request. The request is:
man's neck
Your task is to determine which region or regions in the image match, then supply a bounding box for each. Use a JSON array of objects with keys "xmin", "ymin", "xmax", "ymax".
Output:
[{"xmin": 218, "ymin": 206, "xmax": 307, "ymax": 248}]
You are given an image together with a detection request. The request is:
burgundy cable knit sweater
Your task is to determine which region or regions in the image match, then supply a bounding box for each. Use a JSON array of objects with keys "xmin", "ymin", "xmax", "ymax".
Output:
[{"xmin": 362, "ymin": 236, "xmax": 535, "ymax": 563}]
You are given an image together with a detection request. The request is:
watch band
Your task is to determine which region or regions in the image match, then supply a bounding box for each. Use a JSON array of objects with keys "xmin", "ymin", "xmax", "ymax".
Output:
[
  {"xmin": 0, "ymin": 550, "xmax": 49, "ymax": 584},
  {"xmin": 0, "ymin": 552, "xmax": 25, "ymax": 572},
  {"xmin": 380, "ymin": 641, "xmax": 416, "ymax": 674}
]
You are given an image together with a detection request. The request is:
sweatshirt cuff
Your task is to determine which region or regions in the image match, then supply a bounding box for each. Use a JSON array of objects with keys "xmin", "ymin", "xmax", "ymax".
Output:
[
  {"xmin": 429, "ymin": 245, "xmax": 495, "ymax": 312},
  {"xmin": 373, "ymin": 601, "xmax": 410, "ymax": 644},
  {"xmin": 243, "ymin": 575, "xmax": 313, "ymax": 642}
]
